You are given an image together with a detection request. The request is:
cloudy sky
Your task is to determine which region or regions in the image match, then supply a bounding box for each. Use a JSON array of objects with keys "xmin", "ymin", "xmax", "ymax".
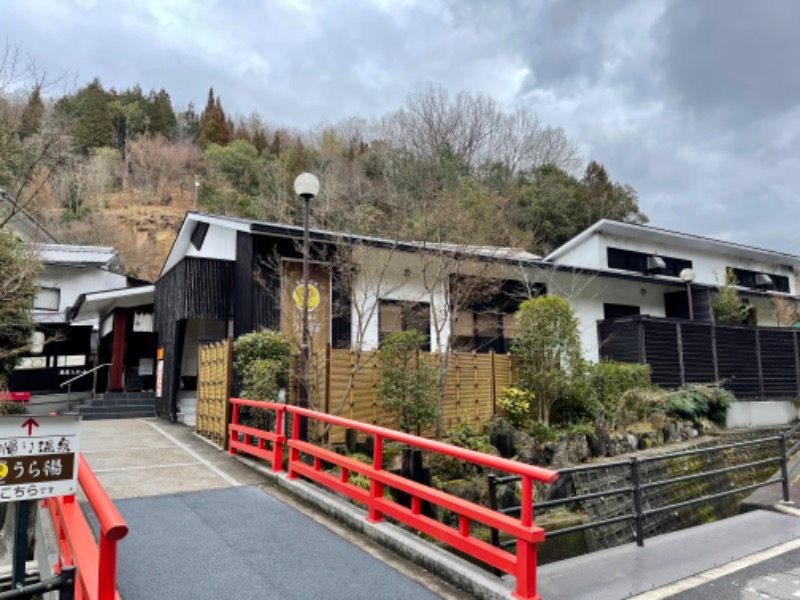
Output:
[{"xmin": 4, "ymin": 0, "xmax": 800, "ymax": 254}]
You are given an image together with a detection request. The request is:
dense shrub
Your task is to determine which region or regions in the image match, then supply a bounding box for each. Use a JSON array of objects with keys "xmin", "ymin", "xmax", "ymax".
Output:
[
  {"xmin": 233, "ymin": 329, "xmax": 294, "ymax": 400},
  {"xmin": 497, "ymin": 387, "xmax": 534, "ymax": 429},
  {"xmin": 375, "ymin": 330, "xmax": 438, "ymax": 435},
  {"xmin": 590, "ymin": 361, "xmax": 652, "ymax": 427},
  {"xmin": 666, "ymin": 384, "xmax": 735, "ymax": 425}
]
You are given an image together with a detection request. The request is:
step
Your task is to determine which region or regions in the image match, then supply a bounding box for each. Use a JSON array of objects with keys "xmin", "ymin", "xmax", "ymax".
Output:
[
  {"xmin": 83, "ymin": 398, "xmax": 157, "ymax": 408},
  {"xmin": 78, "ymin": 405, "xmax": 155, "ymax": 415},
  {"xmin": 96, "ymin": 392, "xmax": 156, "ymax": 401},
  {"xmin": 78, "ymin": 411, "xmax": 156, "ymax": 421}
]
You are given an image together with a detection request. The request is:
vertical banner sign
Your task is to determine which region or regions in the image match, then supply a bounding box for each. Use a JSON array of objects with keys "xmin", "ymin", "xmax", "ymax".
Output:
[
  {"xmin": 156, "ymin": 347, "xmax": 165, "ymax": 398},
  {"xmin": 280, "ymin": 261, "xmax": 331, "ymax": 353},
  {"xmin": 0, "ymin": 416, "xmax": 80, "ymax": 502}
]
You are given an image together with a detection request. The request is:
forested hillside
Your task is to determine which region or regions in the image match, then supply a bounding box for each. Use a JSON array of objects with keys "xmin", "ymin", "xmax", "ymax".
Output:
[{"xmin": 0, "ymin": 49, "xmax": 647, "ymax": 281}]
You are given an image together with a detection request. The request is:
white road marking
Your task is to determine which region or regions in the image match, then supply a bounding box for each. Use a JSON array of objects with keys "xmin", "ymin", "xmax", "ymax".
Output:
[
  {"xmin": 83, "ymin": 445, "xmax": 176, "ymax": 453},
  {"xmin": 146, "ymin": 421, "xmax": 241, "ymax": 486},
  {"xmin": 93, "ymin": 462, "xmax": 202, "ymax": 473},
  {"xmin": 631, "ymin": 538, "xmax": 800, "ymax": 599}
]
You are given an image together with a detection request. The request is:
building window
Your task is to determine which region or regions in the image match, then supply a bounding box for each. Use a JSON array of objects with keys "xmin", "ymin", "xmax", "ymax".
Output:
[
  {"xmin": 729, "ymin": 267, "xmax": 790, "ymax": 293},
  {"xmin": 450, "ymin": 277, "xmax": 544, "ymax": 354},
  {"xmin": 56, "ymin": 355, "xmax": 87, "ymax": 367},
  {"xmin": 378, "ymin": 300, "xmax": 431, "ymax": 351},
  {"xmin": 607, "ymin": 247, "xmax": 692, "ymax": 277},
  {"xmin": 34, "ymin": 287, "xmax": 60, "ymax": 311}
]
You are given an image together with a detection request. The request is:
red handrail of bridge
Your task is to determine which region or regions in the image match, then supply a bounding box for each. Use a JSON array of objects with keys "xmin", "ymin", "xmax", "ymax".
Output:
[
  {"xmin": 229, "ymin": 398, "xmax": 558, "ymax": 600},
  {"xmin": 46, "ymin": 453, "xmax": 128, "ymax": 600}
]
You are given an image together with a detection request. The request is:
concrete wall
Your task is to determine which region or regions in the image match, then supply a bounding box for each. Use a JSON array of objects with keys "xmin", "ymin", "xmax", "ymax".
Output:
[
  {"xmin": 185, "ymin": 223, "xmax": 237, "ymax": 262},
  {"xmin": 726, "ymin": 401, "xmax": 799, "ymax": 428}
]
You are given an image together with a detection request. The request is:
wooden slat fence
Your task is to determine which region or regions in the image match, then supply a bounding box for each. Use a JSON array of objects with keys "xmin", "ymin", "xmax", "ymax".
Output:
[
  {"xmin": 599, "ymin": 315, "xmax": 800, "ymax": 399},
  {"xmin": 196, "ymin": 338, "xmax": 232, "ymax": 448},
  {"xmin": 294, "ymin": 349, "xmax": 514, "ymax": 443}
]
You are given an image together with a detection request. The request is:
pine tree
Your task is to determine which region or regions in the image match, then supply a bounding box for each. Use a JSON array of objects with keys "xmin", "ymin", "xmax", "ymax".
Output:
[
  {"xmin": 145, "ymin": 89, "xmax": 177, "ymax": 139},
  {"xmin": 19, "ymin": 86, "xmax": 45, "ymax": 140},
  {"xmin": 176, "ymin": 102, "xmax": 200, "ymax": 143},
  {"xmin": 252, "ymin": 128, "xmax": 267, "ymax": 155},
  {"xmin": 270, "ymin": 131, "xmax": 282, "ymax": 157},
  {"xmin": 198, "ymin": 88, "xmax": 230, "ymax": 148},
  {"xmin": 72, "ymin": 79, "xmax": 115, "ymax": 152}
]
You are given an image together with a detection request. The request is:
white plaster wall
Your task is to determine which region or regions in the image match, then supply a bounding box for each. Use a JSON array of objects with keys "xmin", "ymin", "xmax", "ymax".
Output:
[
  {"xmin": 35, "ymin": 265, "xmax": 128, "ymax": 323},
  {"xmin": 549, "ymin": 271, "xmax": 674, "ymax": 361},
  {"xmin": 181, "ymin": 319, "xmax": 227, "ymax": 376},
  {"xmin": 552, "ymin": 234, "xmax": 602, "ymax": 269},
  {"xmin": 726, "ymin": 401, "xmax": 798, "ymax": 428},
  {"xmin": 352, "ymin": 249, "xmax": 450, "ymax": 351},
  {"xmin": 185, "ymin": 224, "xmax": 237, "ymax": 261},
  {"xmin": 596, "ymin": 233, "xmax": 795, "ymax": 292}
]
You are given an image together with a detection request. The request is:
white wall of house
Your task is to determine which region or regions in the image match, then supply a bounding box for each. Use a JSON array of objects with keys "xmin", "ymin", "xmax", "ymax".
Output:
[
  {"xmin": 185, "ymin": 224, "xmax": 237, "ymax": 261},
  {"xmin": 587, "ymin": 232, "xmax": 796, "ymax": 293},
  {"xmin": 550, "ymin": 233, "xmax": 603, "ymax": 269},
  {"xmin": 547, "ymin": 271, "xmax": 675, "ymax": 361},
  {"xmin": 352, "ymin": 249, "xmax": 450, "ymax": 351},
  {"xmin": 34, "ymin": 265, "xmax": 128, "ymax": 324}
]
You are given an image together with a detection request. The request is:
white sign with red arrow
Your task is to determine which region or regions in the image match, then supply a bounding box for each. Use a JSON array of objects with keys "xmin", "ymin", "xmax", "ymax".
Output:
[{"xmin": 0, "ymin": 416, "xmax": 80, "ymax": 502}]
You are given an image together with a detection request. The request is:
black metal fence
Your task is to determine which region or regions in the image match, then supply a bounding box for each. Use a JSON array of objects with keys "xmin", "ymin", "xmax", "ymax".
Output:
[
  {"xmin": 598, "ymin": 315, "xmax": 800, "ymax": 399},
  {"xmin": 488, "ymin": 423, "xmax": 800, "ymax": 558}
]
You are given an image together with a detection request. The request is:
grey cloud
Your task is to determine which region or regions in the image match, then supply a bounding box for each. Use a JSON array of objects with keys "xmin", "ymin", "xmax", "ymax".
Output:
[{"xmin": 659, "ymin": 0, "xmax": 800, "ymax": 121}]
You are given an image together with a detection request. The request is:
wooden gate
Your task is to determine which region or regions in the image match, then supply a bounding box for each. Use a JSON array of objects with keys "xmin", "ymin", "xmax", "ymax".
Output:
[{"xmin": 197, "ymin": 338, "xmax": 232, "ymax": 448}]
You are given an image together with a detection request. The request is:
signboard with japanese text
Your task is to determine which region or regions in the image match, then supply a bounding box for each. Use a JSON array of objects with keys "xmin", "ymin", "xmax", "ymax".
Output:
[{"xmin": 0, "ymin": 416, "xmax": 80, "ymax": 502}]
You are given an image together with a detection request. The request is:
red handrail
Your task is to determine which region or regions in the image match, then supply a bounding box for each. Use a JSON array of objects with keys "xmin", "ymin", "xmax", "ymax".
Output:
[
  {"xmin": 229, "ymin": 398, "xmax": 558, "ymax": 600},
  {"xmin": 46, "ymin": 453, "xmax": 128, "ymax": 600}
]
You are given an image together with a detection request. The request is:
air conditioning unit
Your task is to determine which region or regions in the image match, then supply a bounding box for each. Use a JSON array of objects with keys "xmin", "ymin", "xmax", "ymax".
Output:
[
  {"xmin": 754, "ymin": 273, "xmax": 774, "ymax": 289},
  {"xmin": 646, "ymin": 256, "xmax": 666, "ymax": 272}
]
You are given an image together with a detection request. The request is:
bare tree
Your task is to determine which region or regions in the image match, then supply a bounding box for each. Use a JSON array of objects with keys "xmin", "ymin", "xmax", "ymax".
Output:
[{"xmin": 373, "ymin": 86, "xmax": 581, "ymax": 174}]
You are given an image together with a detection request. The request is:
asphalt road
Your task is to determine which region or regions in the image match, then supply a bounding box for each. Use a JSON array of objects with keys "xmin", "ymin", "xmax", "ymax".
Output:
[{"xmin": 104, "ymin": 485, "xmax": 443, "ymax": 600}]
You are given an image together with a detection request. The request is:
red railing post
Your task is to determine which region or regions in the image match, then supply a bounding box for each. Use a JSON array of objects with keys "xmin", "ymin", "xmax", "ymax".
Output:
[
  {"xmin": 273, "ymin": 406, "xmax": 285, "ymax": 472},
  {"xmin": 368, "ymin": 434, "xmax": 384, "ymax": 523},
  {"xmin": 97, "ymin": 536, "xmax": 119, "ymax": 600},
  {"xmin": 513, "ymin": 475, "xmax": 540, "ymax": 600},
  {"xmin": 287, "ymin": 411, "xmax": 300, "ymax": 480},
  {"xmin": 228, "ymin": 401, "xmax": 239, "ymax": 456}
]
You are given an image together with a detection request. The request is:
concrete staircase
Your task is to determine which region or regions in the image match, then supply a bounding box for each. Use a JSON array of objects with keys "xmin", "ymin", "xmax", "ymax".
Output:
[{"xmin": 71, "ymin": 392, "xmax": 157, "ymax": 420}]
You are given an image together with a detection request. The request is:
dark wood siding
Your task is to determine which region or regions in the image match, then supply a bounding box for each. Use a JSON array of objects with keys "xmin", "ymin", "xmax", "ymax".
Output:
[
  {"xmin": 598, "ymin": 319, "xmax": 642, "ymax": 364},
  {"xmin": 681, "ymin": 323, "xmax": 715, "ymax": 383},
  {"xmin": 234, "ymin": 232, "xmax": 281, "ymax": 337},
  {"xmin": 599, "ymin": 315, "xmax": 800, "ymax": 400},
  {"xmin": 154, "ymin": 257, "xmax": 233, "ymax": 417},
  {"xmin": 759, "ymin": 329, "xmax": 798, "ymax": 397},
  {"xmin": 644, "ymin": 321, "xmax": 682, "ymax": 389}
]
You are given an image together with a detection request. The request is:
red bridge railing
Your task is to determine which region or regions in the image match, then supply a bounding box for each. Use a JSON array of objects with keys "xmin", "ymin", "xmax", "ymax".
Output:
[
  {"xmin": 229, "ymin": 398, "xmax": 558, "ymax": 600},
  {"xmin": 46, "ymin": 454, "xmax": 128, "ymax": 600}
]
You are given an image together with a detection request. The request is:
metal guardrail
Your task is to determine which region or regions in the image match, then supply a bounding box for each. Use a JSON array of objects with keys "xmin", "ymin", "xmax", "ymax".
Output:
[
  {"xmin": 59, "ymin": 363, "xmax": 112, "ymax": 404},
  {"xmin": 0, "ymin": 567, "xmax": 76, "ymax": 599},
  {"xmin": 228, "ymin": 397, "xmax": 558, "ymax": 600},
  {"xmin": 488, "ymin": 426, "xmax": 800, "ymax": 554}
]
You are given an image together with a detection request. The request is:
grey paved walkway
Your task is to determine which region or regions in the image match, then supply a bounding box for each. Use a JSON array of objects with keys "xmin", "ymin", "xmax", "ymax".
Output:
[
  {"xmin": 75, "ymin": 419, "xmax": 800, "ymax": 600},
  {"xmin": 78, "ymin": 419, "xmax": 449, "ymax": 600}
]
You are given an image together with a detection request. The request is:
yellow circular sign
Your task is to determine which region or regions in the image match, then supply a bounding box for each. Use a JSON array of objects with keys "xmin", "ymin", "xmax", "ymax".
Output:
[
  {"xmin": 293, "ymin": 283, "xmax": 321, "ymax": 312},
  {"xmin": 0, "ymin": 462, "xmax": 7, "ymax": 479}
]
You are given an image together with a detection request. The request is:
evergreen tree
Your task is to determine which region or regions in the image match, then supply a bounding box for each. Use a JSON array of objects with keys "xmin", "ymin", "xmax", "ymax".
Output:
[
  {"xmin": 252, "ymin": 128, "xmax": 267, "ymax": 155},
  {"xmin": 72, "ymin": 79, "xmax": 115, "ymax": 152},
  {"xmin": 144, "ymin": 89, "xmax": 177, "ymax": 139},
  {"xmin": 198, "ymin": 88, "xmax": 229, "ymax": 148},
  {"xmin": 19, "ymin": 86, "xmax": 45, "ymax": 140},
  {"xmin": 176, "ymin": 102, "xmax": 201, "ymax": 143},
  {"xmin": 270, "ymin": 131, "xmax": 282, "ymax": 157}
]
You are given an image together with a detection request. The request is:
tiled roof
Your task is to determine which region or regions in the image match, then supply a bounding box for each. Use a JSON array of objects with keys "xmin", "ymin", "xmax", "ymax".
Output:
[{"xmin": 35, "ymin": 244, "xmax": 119, "ymax": 266}]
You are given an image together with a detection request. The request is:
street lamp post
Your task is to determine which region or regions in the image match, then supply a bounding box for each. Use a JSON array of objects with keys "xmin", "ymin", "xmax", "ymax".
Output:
[
  {"xmin": 293, "ymin": 173, "xmax": 320, "ymax": 441},
  {"xmin": 193, "ymin": 179, "xmax": 199, "ymax": 209},
  {"xmin": 680, "ymin": 268, "xmax": 696, "ymax": 320}
]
